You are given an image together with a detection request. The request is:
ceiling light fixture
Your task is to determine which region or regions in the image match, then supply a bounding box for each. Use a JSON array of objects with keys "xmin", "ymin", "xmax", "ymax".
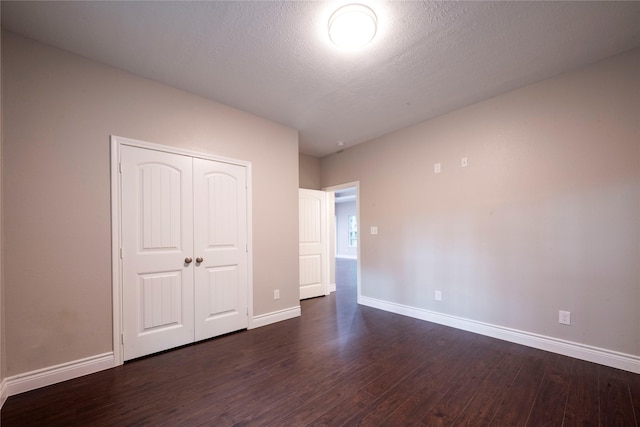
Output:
[{"xmin": 328, "ymin": 4, "xmax": 377, "ymax": 49}]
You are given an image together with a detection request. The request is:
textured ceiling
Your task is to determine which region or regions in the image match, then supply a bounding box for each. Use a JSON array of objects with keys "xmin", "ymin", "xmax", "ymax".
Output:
[{"xmin": 2, "ymin": 1, "xmax": 640, "ymax": 157}]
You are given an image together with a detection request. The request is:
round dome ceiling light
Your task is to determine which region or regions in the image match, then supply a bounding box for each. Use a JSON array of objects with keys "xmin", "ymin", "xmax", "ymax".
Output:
[{"xmin": 328, "ymin": 4, "xmax": 377, "ymax": 49}]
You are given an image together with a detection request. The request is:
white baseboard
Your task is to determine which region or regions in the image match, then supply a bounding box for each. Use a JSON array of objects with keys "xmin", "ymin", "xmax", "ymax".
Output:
[
  {"xmin": 336, "ymin": 254, "xmax": 357, "ymax": 260},
  {"xmin": 1, "ymin": 378, "xmax": 8, "ymax": 408},
  {"xmin": 250, "ymin": 306, "xmax": 301, "ymax": 329},
  {"xmin": 328, "ymin": 283, "xmax": 336, "ymax": 293},
  {"xmin": 1, "ymin": 306, "xmax": 302, "ymax": 404},
  {"xmin": 4, "ymin": 352, "xmax": 115, "ymax": 399},
  {"xmin": 359, "ymin": 296, "xmax": 640, "ymax": 374}
]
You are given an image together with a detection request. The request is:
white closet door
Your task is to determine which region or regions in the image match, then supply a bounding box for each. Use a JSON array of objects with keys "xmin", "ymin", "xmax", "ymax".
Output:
[
  {"xmin": 121, "ymin": 146, "xmax": 195, "ymax": 360},
  {"xmin": 193, "ymin": 158, "xmax": 248, "ymax": 341}
]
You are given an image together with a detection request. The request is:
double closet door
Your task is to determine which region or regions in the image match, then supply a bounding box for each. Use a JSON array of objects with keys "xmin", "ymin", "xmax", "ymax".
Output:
[{"xmin": 121, "ymin": 145, "xmax": 248, "ymax": 361}]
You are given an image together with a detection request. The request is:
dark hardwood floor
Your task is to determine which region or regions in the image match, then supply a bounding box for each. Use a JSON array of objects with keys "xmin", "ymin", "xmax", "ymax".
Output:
[{"xmin": 3, "ymin": 258, "xmax": 639, "ymax": 426}]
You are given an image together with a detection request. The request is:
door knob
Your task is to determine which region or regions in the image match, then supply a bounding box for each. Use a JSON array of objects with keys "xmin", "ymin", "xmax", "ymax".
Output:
[
  {"xmin": 196, "ymin": 257, "xmax": 204, "ymax": 263},
  {"xmin": 184, "ymin": 257, "xmax": 193, "ymax": 264}
]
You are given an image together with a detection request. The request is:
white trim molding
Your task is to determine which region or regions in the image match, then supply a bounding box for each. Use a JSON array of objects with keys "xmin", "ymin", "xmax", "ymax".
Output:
[
  {"xmin": 250, "ymin": 306, "xmax": 301, "ymax": 329},
  {"xmin": 336, "ymin": 254, "xmax": 357, "ymax": 260},
  {"xmin": 328, "ymin": 283, "xmax": 337, "ymax": 293},
  {"xmin": 360, "ymin": 296, "xmax": 640, "ymax": 374},
  {"xmin": 4, "ymin": 352, "xmax": 115, "ymax": 399},
  {"xmin": 1, "ymin": 378, "xmax": 8, "ymax": 408}
]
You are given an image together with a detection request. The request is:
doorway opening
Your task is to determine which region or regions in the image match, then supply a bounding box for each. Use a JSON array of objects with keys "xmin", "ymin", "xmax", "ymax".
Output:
[{"xmin": 324, "ymin": 182, "xmax": 360, "ymax": 304}]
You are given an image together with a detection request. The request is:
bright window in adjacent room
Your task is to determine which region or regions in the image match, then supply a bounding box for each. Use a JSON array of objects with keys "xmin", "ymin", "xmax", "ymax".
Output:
[{"xmin": 348, "ymin": 215, "xmax": 357, "ymax": 247}]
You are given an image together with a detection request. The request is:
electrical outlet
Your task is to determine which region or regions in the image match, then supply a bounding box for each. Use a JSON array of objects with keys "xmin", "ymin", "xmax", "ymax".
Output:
[
  {"xmin": 370, "ymin": 226, "xmax": 378, "ymax": 235},
  {"xmin": 461, "ymin": 157, "xmax": 468, "ymax": 167},
  {"xmin": 435, "ymin": 290, "xmax": 442, "ymax": 301},
  {"xmin": 274, "ymin": 289, "xmax": 280, "ymax": 300},
  {"xmin": 434, "ymin": 163, "xmax": 441, "ymax": 174},
  {"xmin": 559, "ymin": 310, "xmax": 570, "ymax": 325}
]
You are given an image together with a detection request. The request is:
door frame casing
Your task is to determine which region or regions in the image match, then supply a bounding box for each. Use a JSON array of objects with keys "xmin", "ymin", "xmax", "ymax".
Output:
[
  {"xmin": 322, "ymin": 181, "xmax": 361, "ymax": 304},
  {"xmin": 110, "ymin": 135, "xmax": 253, "ymax": 366}
]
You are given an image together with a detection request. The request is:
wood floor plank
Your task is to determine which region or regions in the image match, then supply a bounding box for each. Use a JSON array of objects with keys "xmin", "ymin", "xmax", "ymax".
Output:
[
  {"xmin": 380, "ymin": 334, "xmax": 491, "ymax": 426},
  {"xmin": 347, "ymin": 392, "xmax": 414, "ymax": 426},
  {"xmin": 359, "ymin": 350, "xmax": 429, "ymax": 398},
  {"xmin": 341, "ymin": 363, "xmax": 434, "ymax": 426},
  {"xmin": 562, "ymin": 359, "xmax": 600, "ymax": 427},
  {"xmin": 450, "ymin": 343, "xmax": 524, "ymax": 426},
  {"xmin": 233, "ymin": 392, "xmax": 306, "ymax": 427},
  {"xmin": 525, "ymin": 354, "xmax": 574, "ymax": 426},
  {"xmin": 488, "ymin": 350, "xmax": 556, "ymax": 426},
  {"xmin": 346, "ymin": 330, "xmax": 484, "ymax": 426},
  {"xmin": 416, "ymin": 337, "xmax": 511, "ymax": 427},
  {"xmin": 305, "ymin": 389, "xmax": 378, "ymax": 427},
  {"xmin": 266, "ymin": 362, "xmax": 389, "ymax": 426},
  {"xmin": 598, "ymin": 364, "xmax": 636, "ymax": 426},
  {"xmin": 629, "ymin": 369, "xmax": 640, "ymax": 425}
]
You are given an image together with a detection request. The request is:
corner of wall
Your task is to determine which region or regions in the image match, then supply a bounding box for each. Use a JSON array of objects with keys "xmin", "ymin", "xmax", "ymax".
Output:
[
  {"xmin": 0, "ymin": 20, "xmax": 6, "ymax": 407},
  {"xmin": 298, "ymin": 153, "xmax": 321, "ymax": 190}
]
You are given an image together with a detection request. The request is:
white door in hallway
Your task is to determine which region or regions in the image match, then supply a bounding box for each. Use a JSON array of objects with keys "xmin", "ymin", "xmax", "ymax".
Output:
[
  {"xmin": 121, "ymin": 144, "xmax": 248, "ymax": 360},
  {"xmin": 299, "ymin": 189, "xmax": 329, "ymax": 299}
]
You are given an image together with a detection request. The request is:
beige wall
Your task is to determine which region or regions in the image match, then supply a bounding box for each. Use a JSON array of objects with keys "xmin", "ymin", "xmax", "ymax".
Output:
[
  {"xmin": 298, "ymin": 153, "xmax": 321, "ymax": 190},
  {"xmin": 321, "ymin": 48, "xmax": 640, "ymax": 357},
  {"xmin": 2, "ymin": 32, "xmax": 300, "ymax": 376}
]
